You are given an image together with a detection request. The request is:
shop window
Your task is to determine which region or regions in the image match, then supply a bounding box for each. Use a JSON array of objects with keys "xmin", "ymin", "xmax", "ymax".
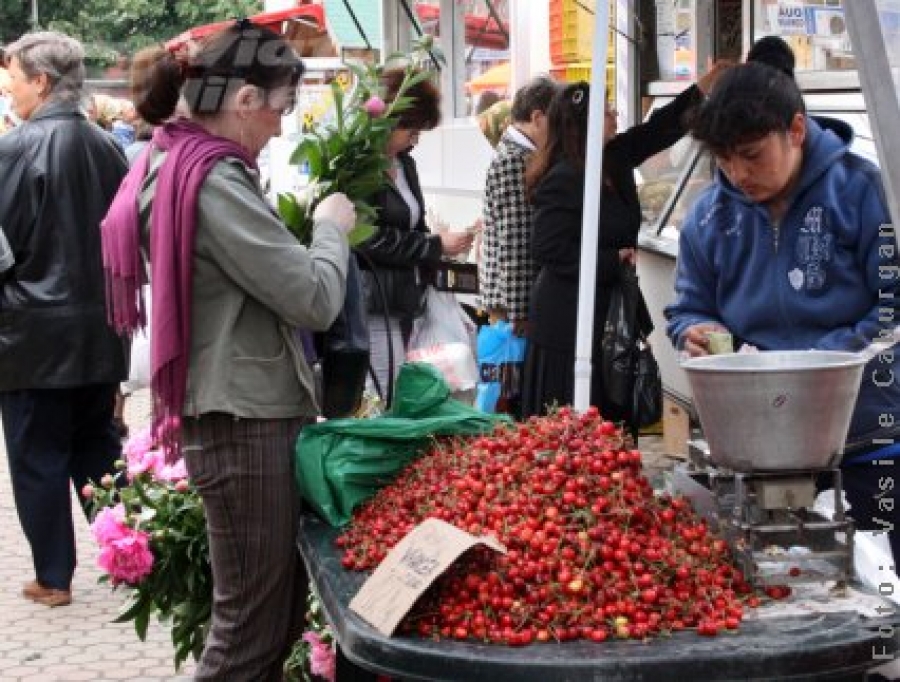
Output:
[
  {"xmin": 753, "ymin": 0, "xmax": 854, "ymax": 71},
  {"xmin": 410, "ymin": 0, "xmax": 510, "ymax": 117}
]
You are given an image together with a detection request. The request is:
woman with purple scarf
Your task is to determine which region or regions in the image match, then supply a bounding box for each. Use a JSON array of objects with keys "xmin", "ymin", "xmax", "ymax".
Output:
[{"xmin": 101, "ymin": 22, "xmax": 355, "ymax": 681}]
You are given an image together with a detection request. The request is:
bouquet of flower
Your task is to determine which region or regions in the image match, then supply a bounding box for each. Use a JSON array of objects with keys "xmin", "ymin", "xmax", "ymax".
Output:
[
  {"xmin": 277, "ymin": 36, "xmax": 443, "ymax": 246},
  {"xmin": 85, "ymin": 424, "xmax": 210, "ymax": 670}
]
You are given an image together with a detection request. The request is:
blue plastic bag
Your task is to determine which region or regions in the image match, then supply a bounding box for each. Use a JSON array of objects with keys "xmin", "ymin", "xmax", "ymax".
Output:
[{"xmin": 475, "ymin": 321, "xmax": 527, "ymax": 413}]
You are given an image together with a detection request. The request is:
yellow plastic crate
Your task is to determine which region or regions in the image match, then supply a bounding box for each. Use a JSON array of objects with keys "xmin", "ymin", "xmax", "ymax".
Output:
[
  {"xmin": 549, "ymin": 0, "xmax": 617, "ymax": 64},
  {"xmin": 550, "ymin": 0, "xmax": 596, "ymax": 63},
  {"xmin": 549, "ymin": 62, "xmax": 615, "ymax": 99}
]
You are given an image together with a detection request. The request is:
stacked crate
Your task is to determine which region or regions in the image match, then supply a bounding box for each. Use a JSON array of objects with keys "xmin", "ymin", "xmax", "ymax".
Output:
[
  {"xmin": 550, "ymin": 0, "xmax": 595, "ymax": 64},
  {"xmin": 548, "ymin": 0, "xmax": 615, "ymax": 99}
]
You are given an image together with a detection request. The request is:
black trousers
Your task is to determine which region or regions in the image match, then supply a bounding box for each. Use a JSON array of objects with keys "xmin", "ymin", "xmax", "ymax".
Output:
[{"xmin": 0, "ymin": 384, "xmax": 121, "ymax": 590}]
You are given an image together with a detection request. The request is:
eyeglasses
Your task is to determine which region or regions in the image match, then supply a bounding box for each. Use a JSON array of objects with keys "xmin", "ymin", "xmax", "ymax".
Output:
[
  {"xmin": 260, "ymin": 85, "xmax": 297, "ymax": 116},
  {"xmin": 399, "ymin": 126, "xmax": 423, "ymax": 138},
  {"xmin": 270, "ymin": 98, "xmax": 296, "ymax": 116}
]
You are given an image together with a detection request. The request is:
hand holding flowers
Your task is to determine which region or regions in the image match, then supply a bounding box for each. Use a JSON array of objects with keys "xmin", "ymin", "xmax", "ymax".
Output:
[{"xmin": 277, "ymin": 36, "xmax": 443, "ymax": 246}]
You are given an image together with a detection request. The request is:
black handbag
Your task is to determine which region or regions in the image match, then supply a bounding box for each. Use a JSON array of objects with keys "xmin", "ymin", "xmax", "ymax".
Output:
[
  {"xmin": 317, "ymin": 251, "xmax": 370, "ymax": 418},
  {"xmin": 360, "ymin": 265, "xmax": 427, "ymax": 319},
  {"xmin": 600, "ymin": 266, "xmax": 643, "ymax": 408},
  {"xmin": 632, "ymin": 339, "xmax": 663, "ymax": 428}
]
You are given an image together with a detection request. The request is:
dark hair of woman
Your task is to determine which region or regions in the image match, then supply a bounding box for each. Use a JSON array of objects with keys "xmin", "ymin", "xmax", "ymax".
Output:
[
  {"xmin": 381, "ymin": 66, "xmax": 441, "ymax": 131},
  {"xmin": 746, "ymin": 35, "xmax": 796, "ymax": 79},
  {"xmin": 524, "ymin": 81, "xmax": 590, "ymax": 199},
  {"xmin": 131, "ymin": 22, "xmax": 303, "ymax": 125},
  {"xmin": 689, "ymin": 62, "xmax": 805, "ymax": 156}
]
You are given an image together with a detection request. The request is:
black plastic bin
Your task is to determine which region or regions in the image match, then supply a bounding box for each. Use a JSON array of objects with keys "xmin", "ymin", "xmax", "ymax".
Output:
[{"xmin": 298, "ymin": 515, "xmax": 899, "ymax": 682}]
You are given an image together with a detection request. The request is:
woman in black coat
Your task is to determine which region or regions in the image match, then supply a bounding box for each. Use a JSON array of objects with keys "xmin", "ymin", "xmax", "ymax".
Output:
[
  {"xmin": 356, "ymin": 68, "xmax": 473, "ymax": 402},
  {"xmin": 522, "ymin": 66, "xmax": 726, "ymax": 426}
]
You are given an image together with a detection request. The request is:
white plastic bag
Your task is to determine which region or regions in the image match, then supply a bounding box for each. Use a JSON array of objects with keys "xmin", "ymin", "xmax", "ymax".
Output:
[
  {"xmin": 122, "ymin": 285, "xmax": 151, "ymax": 394},
  {"xmin": 406, "ymin": 288, "xmax": 478, "ymax": 391}
]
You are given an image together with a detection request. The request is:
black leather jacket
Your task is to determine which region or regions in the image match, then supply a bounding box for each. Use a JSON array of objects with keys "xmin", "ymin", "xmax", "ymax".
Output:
[
  {"xmin": 0, "ymin": 101, "xmax": 129, "ymax": 390},
  {"xmin": 356, "ymin": 151, "xmax": 443, "ymax": 318}
]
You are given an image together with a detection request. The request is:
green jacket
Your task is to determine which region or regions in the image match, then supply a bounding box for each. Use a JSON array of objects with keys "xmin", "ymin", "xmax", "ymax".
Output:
[{"xmin": 140, "ymin": 155, "xmax": 348, "ymax": 419}]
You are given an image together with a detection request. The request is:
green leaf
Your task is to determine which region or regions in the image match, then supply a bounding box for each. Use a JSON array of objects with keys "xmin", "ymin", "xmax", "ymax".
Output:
[
  {"xmin": 135, "ymin": 606, "xmax": 150, "ymax": 641},
  {"xmin": 291, "ymin": 138, "xmax": 325, "ymax": 178},
  {"xmin": 277, "ymin": 193, "xmax": 303, "ymax": 229},
  {"xmin": 331, "ymin": 81, "xmax": 345, "ymax": 132},
  {"xmin": 348, "ymin": 223, "xmax": 376, "ymax": 247}
]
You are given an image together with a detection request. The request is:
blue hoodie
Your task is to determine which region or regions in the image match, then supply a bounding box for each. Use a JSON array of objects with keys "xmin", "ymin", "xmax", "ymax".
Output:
[{"xmin": 665, "ymin": 117, "xmax": 900, "ymax": 451}]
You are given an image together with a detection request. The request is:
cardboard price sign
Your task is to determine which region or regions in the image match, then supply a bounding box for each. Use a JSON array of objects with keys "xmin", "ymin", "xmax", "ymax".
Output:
[{"xmin": 349, "ymin": 518, "xmax": 506, "ymax": 636}]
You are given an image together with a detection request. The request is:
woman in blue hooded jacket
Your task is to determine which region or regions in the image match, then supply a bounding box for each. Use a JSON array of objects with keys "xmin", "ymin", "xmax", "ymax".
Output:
[{"xmin": 665, "ymin": 62, "xmax": 900, "ymax": 565}]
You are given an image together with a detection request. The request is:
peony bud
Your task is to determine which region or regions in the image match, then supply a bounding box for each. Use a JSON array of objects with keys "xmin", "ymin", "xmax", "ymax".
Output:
[
  {"xmin": 174, "ymin": 479, "xmax": 190, "ymax": 494},
  {"xmin": 81, "ymin": 484, "xmax": 94, "ymax": 499},
  {"xmin": 101, "ymin": 474, "xmax": 114, "ymax": 488},
  {"xmin": 362, "ymin": 96, "xmax": 386, "ymax": 117},
  {"xmin": 114, "ymin": 459, "xmax": 126, "ymax": 470}
]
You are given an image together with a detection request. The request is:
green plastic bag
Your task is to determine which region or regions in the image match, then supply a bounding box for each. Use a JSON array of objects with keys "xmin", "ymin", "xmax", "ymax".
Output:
[{"xmin": 295, "ymin": 363, "xmax": 509, "ymax": 526}]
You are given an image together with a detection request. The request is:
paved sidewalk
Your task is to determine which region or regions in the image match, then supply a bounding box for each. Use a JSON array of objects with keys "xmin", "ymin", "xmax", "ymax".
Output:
[{"xmin": 0, "ymin": 390, "xmax": 194, "ymax": 681}]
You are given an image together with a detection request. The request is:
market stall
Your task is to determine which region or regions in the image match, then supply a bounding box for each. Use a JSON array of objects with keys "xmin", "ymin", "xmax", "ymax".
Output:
[
  {"xmin": 295, "ymin": 376, "xmax": 898, "ymax": 681},
  {"xmin": 299, "ymin": 515, "xmax": 898, "ymax": 681}
]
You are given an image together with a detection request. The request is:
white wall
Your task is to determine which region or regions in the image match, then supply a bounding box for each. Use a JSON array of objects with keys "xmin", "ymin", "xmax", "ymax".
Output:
[{"xmin": 414, "ymin": 119, "xmax": 495, "ymax": 229}]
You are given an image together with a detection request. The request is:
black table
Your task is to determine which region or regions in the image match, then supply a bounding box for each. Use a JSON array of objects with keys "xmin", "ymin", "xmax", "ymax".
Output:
[{"xmin": 298, "ymin": 515, "xmax": 900, "ymax": 681}]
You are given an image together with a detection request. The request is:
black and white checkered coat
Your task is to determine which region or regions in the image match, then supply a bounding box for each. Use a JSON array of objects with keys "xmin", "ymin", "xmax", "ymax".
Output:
[{"xmin": 479, "ymin": 130, "xmax": 536, "ymax": 322}]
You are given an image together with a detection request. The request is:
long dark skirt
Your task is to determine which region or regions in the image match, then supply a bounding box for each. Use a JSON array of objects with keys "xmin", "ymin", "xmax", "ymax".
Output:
[{"xmin": 521, "ymin": 340, "xmax": 631, "ymax": 429}]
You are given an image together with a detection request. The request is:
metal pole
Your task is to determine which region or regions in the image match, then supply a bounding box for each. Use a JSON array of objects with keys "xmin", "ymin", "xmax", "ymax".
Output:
[
  {"xmin": 572, "ymin": 1, "xmax": 611, "ymax": 411},
  {"xmin": 30, "ymin": 0, "xmax": 39, "ymax": 29},
  {"xmin": 844, "ymin": 1, "xmax": 900, "ymax": 246}
]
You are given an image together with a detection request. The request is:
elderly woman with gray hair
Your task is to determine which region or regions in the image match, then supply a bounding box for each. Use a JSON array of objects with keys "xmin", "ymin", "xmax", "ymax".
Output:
[{"xmin": 0, "ymin": 32, "xmax": 128, "ymax": 608}]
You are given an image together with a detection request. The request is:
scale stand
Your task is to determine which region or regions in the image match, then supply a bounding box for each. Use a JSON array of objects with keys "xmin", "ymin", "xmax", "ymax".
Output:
[{"xmin": 671, "ymin": 440, "xmax": 855, "ymax": 589}]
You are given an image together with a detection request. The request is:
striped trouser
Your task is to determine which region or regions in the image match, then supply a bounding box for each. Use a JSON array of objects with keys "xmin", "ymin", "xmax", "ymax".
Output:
[{"xmin": 182, "ymin": 413, "xmax": 312, "ymax": 682}]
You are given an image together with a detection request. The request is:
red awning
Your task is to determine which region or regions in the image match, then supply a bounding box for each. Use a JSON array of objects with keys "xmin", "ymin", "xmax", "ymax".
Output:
[
  {"xmin": 415, "ymin": 4, "xmax": 509, "ymax": 51},
  {"xmin": 165, "ymin": 4, "xmax": 326, "ymax": 53}
]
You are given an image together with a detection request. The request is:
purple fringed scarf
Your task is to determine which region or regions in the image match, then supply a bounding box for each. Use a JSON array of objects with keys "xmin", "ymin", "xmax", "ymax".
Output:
[{"xmin": 101, "ymin": 118, "xmax": 257, "ymax": 458}]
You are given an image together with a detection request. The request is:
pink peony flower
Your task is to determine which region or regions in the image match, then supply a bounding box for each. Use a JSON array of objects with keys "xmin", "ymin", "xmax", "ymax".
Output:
[
  {"xmin": 122, "ymin": 425, "xmax": 155, "ymax": 460},
  {"xmin": 303, "ymin": 631, "xmax": 336, "ymax": 682},
  {"xmin": 157, "ymin": 459, "xmax": 188, "ymax": 483},
  {"xmin": 97, "ymin": 528, "xmax": 154, "ymax": 585},
  {"xmin": 91, "ymin": 504, "xmax": 128, "ymax": 545},
  {"xmin": 123, "ymin": 424, "xmax": 189, "ymax": 483},
  {"xmin": 362, "ymin": 96, "xmax": 386, "ymax": 118},
  {"xmin": 127, "ymin": 447, "xmax": 165, "ymax": 480}
]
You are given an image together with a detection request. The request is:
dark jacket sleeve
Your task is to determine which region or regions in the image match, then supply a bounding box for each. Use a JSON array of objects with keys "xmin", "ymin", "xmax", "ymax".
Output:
[
  {"xmin": 532, "ymin": 162, "xmax": 621, "ymax": 284},
  {"xmin": 607, "ymin": 84, "xmax": 702, "ymax": 169},
  {"xmin": 356, "ymin": 152, "xmax": 442, "ymax": 267},
  {"xmin": 0, "ymin": 136, "xmax": 37, "ymax": 257}
]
